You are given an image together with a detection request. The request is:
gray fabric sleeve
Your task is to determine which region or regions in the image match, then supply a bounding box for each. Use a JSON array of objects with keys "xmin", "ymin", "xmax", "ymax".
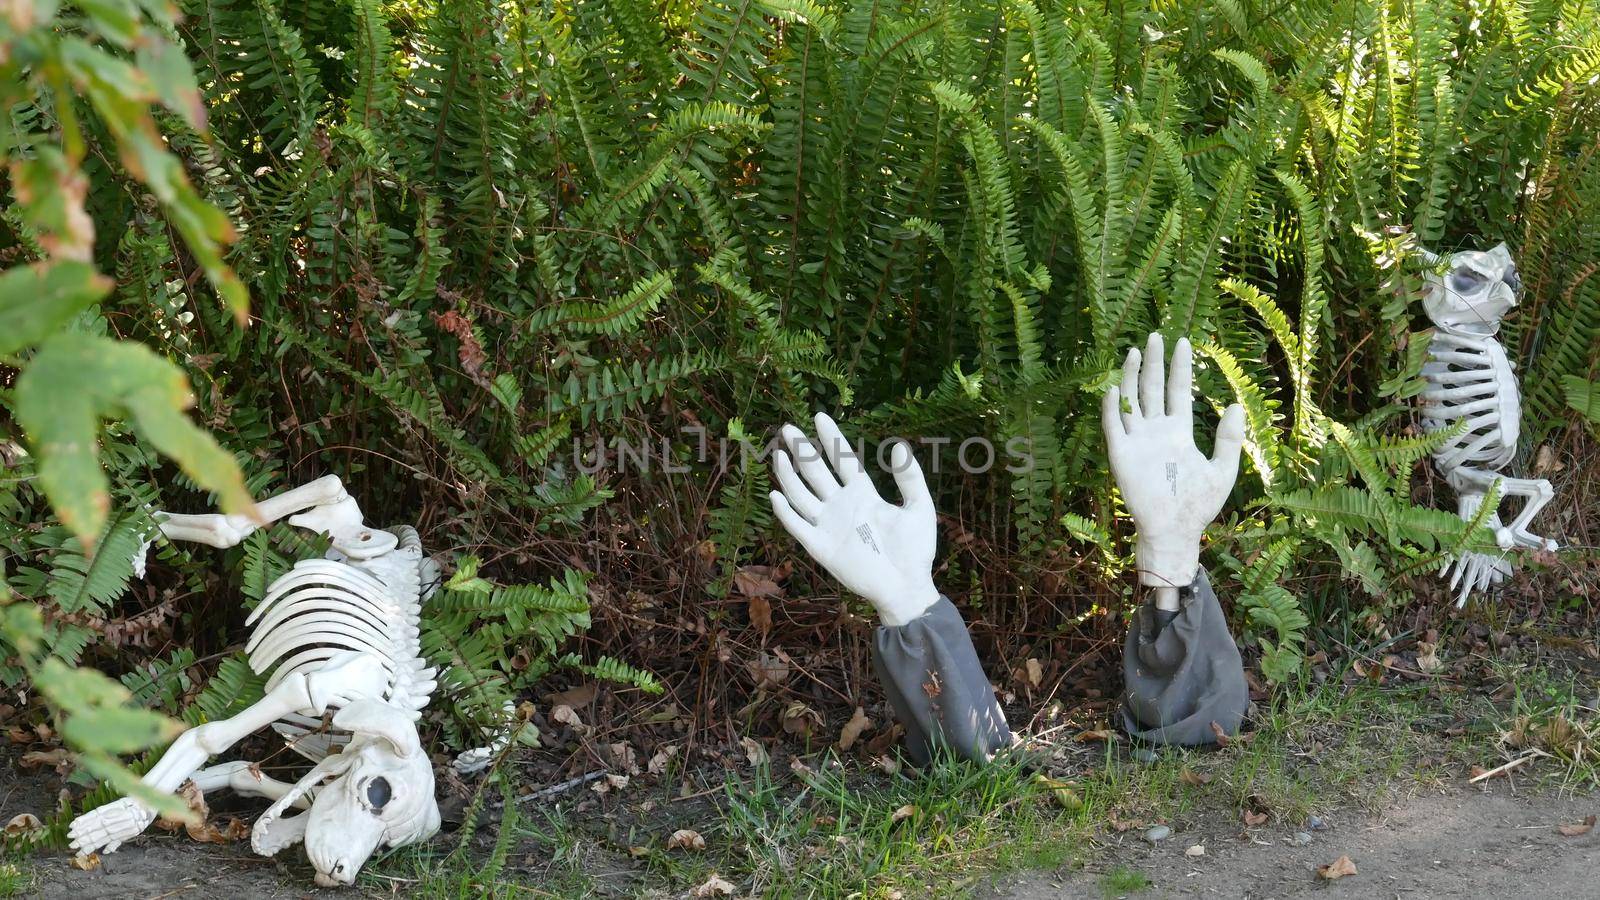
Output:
[
  {"xmin": 871, "ymin": 597, "xmax": 1014, "ymax": 766},
  {"xmin": 1121, "ymin": 568, "xmax": 1249, "ymax": 746}
]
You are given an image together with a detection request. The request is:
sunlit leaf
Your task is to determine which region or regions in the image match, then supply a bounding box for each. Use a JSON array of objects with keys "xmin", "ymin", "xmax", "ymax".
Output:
[
  {"xmin": 9, "ymin": 148, "xmax": 95, "ymax": 260},
  {"xmin": 15, "ymin": 334, "xmax": 256, "ymax": 548},
  {"xmin": 0, "ymin": 261, "xmax": 112, "ymax": 356}
]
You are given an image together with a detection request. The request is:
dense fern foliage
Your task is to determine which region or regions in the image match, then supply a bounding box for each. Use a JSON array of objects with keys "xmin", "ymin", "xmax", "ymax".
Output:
[{"xmin": 3, "ymin": 0, "xmax": 1597, "ymax": 772}]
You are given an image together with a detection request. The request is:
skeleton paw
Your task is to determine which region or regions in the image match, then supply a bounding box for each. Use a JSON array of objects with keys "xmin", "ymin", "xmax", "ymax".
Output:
[
  {"xmin": 68, "ymin": 797, "xmax": 157, "ymax": 856},
  {"xmin": 453, "ymin": 747, "xmax": 494, "ymax": 775},
  {"xmin": 1494, "ymin": 527, "xmax": 1516, "ymax": 550}
]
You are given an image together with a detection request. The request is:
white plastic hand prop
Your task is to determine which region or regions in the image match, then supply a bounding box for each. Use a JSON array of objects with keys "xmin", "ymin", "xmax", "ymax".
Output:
[
  {"xmin": 769, "ymin": 413, "xmax": 940, "ymax": 626},
  {"xmin": 1101, "ymin": 334, "xmax": 1245, "ymax": 601}
]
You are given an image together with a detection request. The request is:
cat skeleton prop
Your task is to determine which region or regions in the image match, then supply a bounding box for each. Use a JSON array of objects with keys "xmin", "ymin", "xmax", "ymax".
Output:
[
  {"xmin": 68, "ymin": 476, "xmax": 499, "ymax": 886},
  {"xmin": 1416, "ymin": 243, "xmax": 1559, "ymax": 605}
]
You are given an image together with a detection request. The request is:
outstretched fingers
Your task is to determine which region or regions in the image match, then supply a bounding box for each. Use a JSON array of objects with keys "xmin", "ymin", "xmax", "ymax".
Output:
[
  {"xmin": 812, "ymin": 412, "xmax": 866, "ymax": 484},
  {"xmin": 1210, "ymin": 403, "xmax": 1246, "ymax": 477},
  {"xmin": 1101, "ymin": 385, "xmax": 1126, "ymax": 449},
  {"xmin": 780, "ymin": 424, "xmax": 842, "ymax": 500},
  {"xmin": 773, "ymin": 451, "xmax": 824, "ymax": 521},
  {"xmin": 889, "ymin": 441, "xmax": 933, "ymax": 510},
  {"xmin": 1139, "ymin": 331, "xmax": 1166, "ymax": 417},
  {"xmin": 769, "ymin": 491, "xmax": 819, "ymax": 550},
  {"xmin": 1167, "ymin": 337, "xmax": 1194, "ymax": 425},
  {"xmin": 1119, "ymin": 347, "xmax": 1143, "ymax": 430}
]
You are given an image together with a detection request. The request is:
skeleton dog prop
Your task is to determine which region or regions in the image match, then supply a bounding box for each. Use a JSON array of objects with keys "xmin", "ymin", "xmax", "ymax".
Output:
[
  {"xmin": 66, "ymin": 475, "xmax": 499, "ymax": 886},
  {"xmin": 1416, "ymin": 243, "xmax": 1559, "ymax": 605}
]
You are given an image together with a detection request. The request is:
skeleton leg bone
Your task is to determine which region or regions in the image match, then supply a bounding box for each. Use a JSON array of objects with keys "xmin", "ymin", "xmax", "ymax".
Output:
[
  {"xmin": 154, "ymin": 476, "xmax": 352, "ymax": 550},
  {"xmin": 141, "ymin": 475, "xmax": 395, "ymax": 573},
  {"xmin": 1491, "ymin": 477, "xmax": 1559, "ymax": 551},
  {"xmin": 189, "ymin": 761, "xmax": 314, "ymax": 807},
  {"xmin": 68, "ymin": 671, "xmax": 320, "ymax": 857},
  {"xmin": 1448, "ymin": 467, "xmax": 1558, "ymax": 551}
]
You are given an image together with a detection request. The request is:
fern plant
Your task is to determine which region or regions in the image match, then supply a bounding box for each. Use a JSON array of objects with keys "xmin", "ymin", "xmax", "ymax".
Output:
[{"xmin": 4, "ymin": 0, "xmax": 1597, "ymax": 775}]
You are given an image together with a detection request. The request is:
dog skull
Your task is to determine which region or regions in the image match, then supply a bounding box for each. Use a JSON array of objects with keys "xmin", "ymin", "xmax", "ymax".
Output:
[
  {"xmin": 253, "ymin": 701, "xmax": 440, "ymax": 887},
  {"xmin": 1420, "ymin": 241, "xmax": 1522, "ymax": 331}
]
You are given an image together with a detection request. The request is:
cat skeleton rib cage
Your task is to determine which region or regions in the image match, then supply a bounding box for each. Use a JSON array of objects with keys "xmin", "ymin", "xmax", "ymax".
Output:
[
  {"xmin": 67, "ymin": 475, "xmax": 502, "ymax": 887},
  {"xmin": 1416, "ymin": 243, "xmax": 1560, "ymax": 605}
]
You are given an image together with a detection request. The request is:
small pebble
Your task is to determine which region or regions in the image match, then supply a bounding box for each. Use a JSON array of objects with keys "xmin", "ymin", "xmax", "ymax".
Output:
[
  {"xmin": 1133, "ymin": 748, "xmax": 1159, "ymax": 764},
  {"xmin": 1292, "ymin": 831, "xmax": 1313, "ymax": 846},
  {"xmin": 1143, "ymin": 824, "xmax": 1172, "ymax": 843},
  {"xmin": 1308, "ymin": 815, "xmax": 1328, "ymax": 831}
]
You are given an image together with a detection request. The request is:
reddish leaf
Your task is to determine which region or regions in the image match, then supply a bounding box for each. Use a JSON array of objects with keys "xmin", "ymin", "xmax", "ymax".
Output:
[
  {"xmin": 1317, "ymin": 855, "xmax": 1358, "ymax": 880},
  {"xmin": 1557, "ymin": 815, "xmax": 1596, "ymax": 837}
]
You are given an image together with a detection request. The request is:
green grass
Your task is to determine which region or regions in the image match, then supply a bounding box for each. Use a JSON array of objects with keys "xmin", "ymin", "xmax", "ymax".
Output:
[
  {"xmin": 707, "ymin": 753, "xmax": 1078, "ymax": 897},
  {"xmin": 361, "ymin": 666, "xmax": 1598, "ymax": 898},
  {"xmin": 0, "ymin": 861, "xmax": 33, "ymax": 899},
  {"xmin": 1100, "ymin": 865, "xmax": 1150, "ymax": 897},
  {"xmin": 362, "ymin": 774, "xmax": 603, "ymax": 899},
  {"xmin": 1071, "ymin": 677, "xmax": 1460, "ymax": 835},
  {"xmin": 1477, "ymin": 657, "xmax": 1600, "ymax": 790}
]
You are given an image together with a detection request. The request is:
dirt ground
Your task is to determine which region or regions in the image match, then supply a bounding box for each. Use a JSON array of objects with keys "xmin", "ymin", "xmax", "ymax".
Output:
[
  {"xmin": 5, "ymin": 783, "xmax": 1593, "ymax": 898},
  {"xmin": 981, "ymin": 787, "xmax": 1600, "ymax": 900}
]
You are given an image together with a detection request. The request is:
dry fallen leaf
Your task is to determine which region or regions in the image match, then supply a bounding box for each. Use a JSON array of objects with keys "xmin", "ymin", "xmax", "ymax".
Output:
[
  {"xmin": 875, "ymin": 755, "xmax": 901, "ymax": 776},
  {"xmin": 1242, "ymin": 808, "xmax": 1269, "ymax": 827},
  {"xmin": 746, "ymin": 593, "xmax": 772, "ymax": 639},
  {"xmin": 1185, "ymin": 844, "xmax": 1206, "ymax": 857},
  {"xmin": 691, "ymin": 874, "xmax": 737, "ymax": 897},
  {"xmin": 865, "ymin": 722, "xmax": 903, "ymax": 756},
  {"xmin": 891, "ymin": 804, "xmax": 917, "ymax": 824},
  {"xmin": 609, "ymin": 742, "xmax": 641, "ymax": 775},
  {"xmin": 780, "ymin": 701, "xmax": 821, "ymax": 738},
  {"xmin": 837, "ymin": 707, "xmax": 873, "ymax": 752},
  {"xmin": 667, "ymin": 828, "xmax": 706, "ymax": 851},
  {"xmin": 70, "ymin": 853, "xmax": 100, "ymax": 871},
  {"xmin": 748, "ymin": 651, "xmax": 792, "ymax": 688},
  {"xmin": 1209, "ymin": 721, "xmax": 1254, "ymax": 747},
  {"xmin": 740, "ymin": 736, "xmax": 768, "ymax": 766},
  {"xmin": 733, "ymin": 567, "xmax": 783, "ymax": 599},
  {"xmin": 1075, "ymin": 728, "xmax": 1117, "ymax": 743},
  {"xmin": 552, "ymin": 704, "xmax": 583, "ymax": 728},
  {"xmin": 1032, "ymin": 774, "xmax": 1082, "ymax": 810},
  {"xmin": 1556, "ymin": 815, "xmax": 1596, "ymax": 837},
  {"xmin": 1415, "ymin": 641, "xmax": 1443, "ymax": 674},
  {"xmin": 733, "ymin": 567, "xmax": 781, "ymax": 640},
  {"xmin": 1178, "ymin": 768, "xmax": 1212, "ymax": 787},
  {"xmin": 3, "ymin": 813, "xmax": 42, "ymax": 838},
  {"xmin": 20, "ymin": 748, "xmax": 71, "ymax": 774},
  {"xmin": 647, "ymin": 744, "xmax": 680, "ymax": 776},
  {"xmin": 1317, "ymin": 855, "xmax": 1358, "ymax": 880},
  {"xmin": 591, "ymin": 773, "xmax": 629, "ymax": 794},
  {"xmin": 544, "ymin": 683, "xmax": 598, "ymax": 709},
  {"xmin": 1024, "ymin": 658, "xmax": 1043, "ymax": 688}
]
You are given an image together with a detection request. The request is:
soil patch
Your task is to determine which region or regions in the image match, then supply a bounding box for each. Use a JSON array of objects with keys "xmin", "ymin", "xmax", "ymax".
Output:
[{"xmin": 983, "ymin": 787, "xmax": 1600, "ymax": 899}]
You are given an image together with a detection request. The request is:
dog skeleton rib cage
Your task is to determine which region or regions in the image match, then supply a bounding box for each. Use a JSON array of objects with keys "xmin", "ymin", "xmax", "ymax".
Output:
[
  {"xmin": 67, "ymin": 475, "xmax": 500, "ymax": 887},
  {"xmin": 768, "ymin": 333, "xmax": 1250, "ymax": 757},
  {"xmin": 1416, "ymin": 243, "xmax": 1560, "ymax": 606}
]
